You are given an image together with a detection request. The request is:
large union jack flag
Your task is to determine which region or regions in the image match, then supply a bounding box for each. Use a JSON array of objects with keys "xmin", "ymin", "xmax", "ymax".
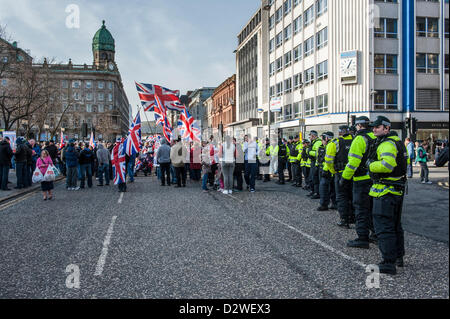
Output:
[
  {"xmin": 153, "ymin": 94, "xmax": 167, "ymax": 126},
  {"xmin": 111, "ymin": 138, "xmax": 127, "ymax": 185},
  {"xmin": 124, "ymin": 111, "xmax": 142, "ymax": 156},
  {"xmin": 177, "ymin": 108, "xmax": 201, "ymax": 142},
  {"xmin": 135, "ymin": 82, "xmax": 185, "ymax": 112},
  {"xmin": 162, "ymin": 116, "xmax": 173, "ymax": 143}
]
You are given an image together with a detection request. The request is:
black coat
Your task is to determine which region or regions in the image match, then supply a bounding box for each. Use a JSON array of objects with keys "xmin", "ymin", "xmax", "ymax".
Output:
[
  {"xmin": 45, "ymin": 144, "xmax": 58, "ymax": 162},
  {"xmin": 0, "ymin": 140, "xmax": 13, "ymax": 165},
  {"xmin": 14, "ymin": 144, "xmax": 29, "ymax": 163}
]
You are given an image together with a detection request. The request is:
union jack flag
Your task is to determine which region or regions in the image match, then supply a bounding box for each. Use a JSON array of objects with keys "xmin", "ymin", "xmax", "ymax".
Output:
[
  {"xmin": 135, "ymin": 82, "xmax": 185, "ymax": 112},
  {"xmin": 89, "ymin": 131, "xmax": 96, "ymax": 149},
  {"xmin": 162, "ymin": 116, "xmax": 173, "ymax": 142},
  {"xmin": 153, "ymin": 94, "xmax": 167, "ymax": 126},
  {"xmin": 111, "ymin": 138, "xmax": 127, "ymax": 185},
  {"xmin": 124, "ymin": 111, "xmax": 142, "ymax": 156},
  {"xmin": 177, "ymin": 108, "xmax": 201, "ymax": 142},
  {"xmin": 59, "ymin": 131, "xmax": 65, "ymax": 150}
]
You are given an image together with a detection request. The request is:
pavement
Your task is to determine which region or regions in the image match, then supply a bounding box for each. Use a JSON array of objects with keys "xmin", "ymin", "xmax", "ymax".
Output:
[{"xmin": 0, "ymin": 167, "xmax": 448, "ymax": 299}]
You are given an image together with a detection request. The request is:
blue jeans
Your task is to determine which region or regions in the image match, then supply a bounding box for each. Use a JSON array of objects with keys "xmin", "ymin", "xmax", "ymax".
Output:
[
  {"xmin": 244, "ymin": 161, "xmax": 257, "ymax": 190},
  {"xmin": 202, "ymin": 173, "xmax": 209, "ymax": 190},
  {"xmin": 80, "ymin": 164, "xmax": 92, "ymax": 188},
  {"xmin": 127, "ymin": 157, "xmax": 135, "ymax": 182},
  {"xmin": 156, "ymin": 166, "xmax": 161, "ymax": 180},
  {"xmin": 15, "ymin": 162, "xmax": 27, "ymax": 188},
  {"xmin": 98, "ymin": 163, "xmax": 110, "ymax": 185},
  {"xmin": 0, "ymin": 164, "xmax": 9, "ymax": 190},
  {"xmin": 77, "ymin": 164, "xmax": 82, "ymax": 180},
  {"xmin": 170, "ymin": 165, "xmax": 177, "ymax": 184}
]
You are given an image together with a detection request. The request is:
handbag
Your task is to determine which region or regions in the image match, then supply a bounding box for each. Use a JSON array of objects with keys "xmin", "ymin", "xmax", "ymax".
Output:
[
  {"xmin": 32, "ymin": 167, "xmax": 44, "ymax": 183},
  {"xmin": 43, "ymin": 164, "xmax": 56, "ymax": 182}
]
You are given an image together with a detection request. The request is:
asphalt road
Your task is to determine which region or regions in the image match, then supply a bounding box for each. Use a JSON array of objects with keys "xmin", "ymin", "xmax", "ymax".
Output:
[{"xmin": 0, "ymin": 174, "xmax": 448, "ymax": 299}]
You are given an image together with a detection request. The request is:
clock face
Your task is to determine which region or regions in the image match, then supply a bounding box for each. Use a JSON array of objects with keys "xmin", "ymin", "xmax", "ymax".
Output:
[
  {"xmin": 108, "ymin": 63, "xmax": 114, "ymax": 71},
  {"xmin": 340, "ymin": 58, "xmax": 357, "ymax": 77}
]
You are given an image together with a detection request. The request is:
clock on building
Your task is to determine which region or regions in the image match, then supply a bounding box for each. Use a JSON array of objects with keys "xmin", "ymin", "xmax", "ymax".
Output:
[
  {"xmin": 340, "ymin": 50, "xmax": 358, "ymax": 84},
  {"xmin": 108, "ymin": 62, "xmax": 115, "ymax": 71}
]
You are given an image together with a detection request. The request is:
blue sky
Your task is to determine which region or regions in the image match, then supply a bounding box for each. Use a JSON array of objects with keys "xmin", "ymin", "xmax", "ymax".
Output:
[{"xmin": 0, "ymin": 0, "xmax": 261, "ymax": 118}]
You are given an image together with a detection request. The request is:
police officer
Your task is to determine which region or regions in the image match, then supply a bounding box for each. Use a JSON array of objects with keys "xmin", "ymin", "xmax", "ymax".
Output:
[
  {"xmin": 340, "ymin": 116, "xmax": 377, "ymax": 248},
  {"xmin": 289, "ymin": 135, "xmax": 302, "ymax": 187},
  {"xmin": 301, "ymin": 139, "xmax": 311, "ymax": 190},
  {"xmin": 275, "ymin": 138, "xmax": 289, "ymax": 184},
  {"xmin": 286, "ymin": 136, "xmax": 294, "ymax": 182},
  {"xmin": 367, "ymin": 116, "xmax": 407, "ymax": 275},
  {"xmin": 327, "ymin": 125, "xmax": 354, "ymax": 228},
  {"xmin": 260, "ymin": 138, "xmax": 271, "ymax": 182},
  {"xmin": 307, "ymin": 131, "xmax": 322, "ymax": 199},
  {"xmin": 317, "ymin": 132, "xmax": 336, "ymax": 211}
]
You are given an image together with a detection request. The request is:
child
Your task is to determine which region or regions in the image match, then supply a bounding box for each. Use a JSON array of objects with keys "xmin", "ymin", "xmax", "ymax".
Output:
[{"xmin": 416, "ymin": 141, "xmax": 432, "ymax": 184}]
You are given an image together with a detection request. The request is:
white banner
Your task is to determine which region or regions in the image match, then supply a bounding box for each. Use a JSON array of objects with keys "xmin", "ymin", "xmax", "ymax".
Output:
[
  {"xmin": 3, "ymin": 131, "xmax": 16, "ymax": 151},
  {"xmin": 270, "ymin": 97, "xmax": 282, "ymax": 112}
]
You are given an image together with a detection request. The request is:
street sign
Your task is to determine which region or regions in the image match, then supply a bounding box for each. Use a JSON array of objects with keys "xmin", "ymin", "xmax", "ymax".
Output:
[{"xmin": 270, "ymin": 97, "xmax": 282, "ymax": 112}]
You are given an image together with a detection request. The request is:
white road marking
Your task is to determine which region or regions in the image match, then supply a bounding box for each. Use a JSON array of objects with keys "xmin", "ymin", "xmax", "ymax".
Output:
[
  {"xmin": 226, "ymin": 194, "xmax": 244, "ymax": 203},
  {"xmin": 118, "ymin": 192, "xmax": 124, "ymax": 204},
  {"xmin": 264, "ymin": 213, "xmax": 367, "ymax": 269},
  {"xmin": 94, "ymin": 216, "xmax": 118, "ymax": 276}
]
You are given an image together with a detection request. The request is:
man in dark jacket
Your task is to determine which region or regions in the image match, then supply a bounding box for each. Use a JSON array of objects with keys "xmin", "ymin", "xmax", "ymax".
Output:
[
  {"xmin": 79, "ymin": 144, "xmax": 94, "ymax": 188},
  {"xmin": 25, "ymin": 142, "xmax": 33, "ymax": 187},
  {"xmin": 14, "ymin": 137, "xmax": 28, "ymax": 189},
  {"xmin": 65, "ymin": 141, "xmax": 79, "ymax": 190},
  {"xmin": 0, "ymin": 136, "xmax": 13, "ymax": 191},
  {"xmin": 45, "ymin": 140, "xmax": 58, "ymax": 163}
]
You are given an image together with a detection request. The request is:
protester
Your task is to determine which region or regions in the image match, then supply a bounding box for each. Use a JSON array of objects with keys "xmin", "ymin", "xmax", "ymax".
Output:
[
  {"xmin": 156, "ymin": 139, "xmax": 171, "ymax": 186},
  {"xmin": 0, "ymin": 136, "xmax": 13, "ymax": 191},
  {"xmin": 36, "ymin": 149, "xmax": 54, "ymax": 200},
  {"xmin": 220, "ymin": 135, "xmax": 235, "ymax": 194},
  {"xmin": 65, "ymin": 141, "xmax": 80, "ymax": 190},
  {"xmin": 201, "ymin": 141, "xmax": 211, "ymax": 192},
  {"xmin": 416, "ymin": 141, "xmax": 432, "ymax": 184},
  {"xmin": 96, "ymin": 143, "xmax": 110, "ymax": 186},
  {"xmin": 405, "ymin": 138, "xmax": 415, "ymax": 178},
  {"xmin": 170, "ymin": 137, "xmax": 187, "ymax": 188},
  {"xmin": 243, "ymin": 134, "xmax": 258, "ymax": 193},
  {"xmin": 79, "ymin": 144, "xmax": 94, "ymax": 189},
  {"xmin": 14, "ymin": 137, "xmax": 28, "ymax": 189}
]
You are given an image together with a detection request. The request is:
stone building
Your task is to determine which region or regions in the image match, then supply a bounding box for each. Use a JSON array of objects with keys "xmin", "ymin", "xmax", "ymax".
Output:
[{"xmin": 211, "ymin": 74, "xmax": 236, "ymax": 135}]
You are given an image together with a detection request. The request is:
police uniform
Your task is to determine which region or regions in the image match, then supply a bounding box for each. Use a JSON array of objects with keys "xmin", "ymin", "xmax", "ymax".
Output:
[
  {"xmin": 368, "ymin": 116, "xmax": 407, "ymax": 275},
  {"xmin": 308, "ymin": 131, "xmax": 322, "ymax": 198},
  {"xmin": 286, "ymin": 137, "xmax": 294, "ymax": 182},
  {"xmin": 289, "ymin": 136, "xmax": 303, "ymax": 187},
  {"xmin": 300, "ymin": 140, "xmax": 311, "ymax": 190},
  {"xmin": 341, "ymin": 116, "xmax": 377, "ymax": 248},
  {"xmin": 260, "ymin": 139, "xmax": 271, "ymax": 182},
  {"xmin": 327, "ymin": 126, "xmax": 354, "ymax": 227},
  {"xmin": 318, "ymin": 132, "xmax": 336, "ymax": 210},
  {"xmin": 275, "ymin": 140, "xmax": 290, "ymax": 184}
]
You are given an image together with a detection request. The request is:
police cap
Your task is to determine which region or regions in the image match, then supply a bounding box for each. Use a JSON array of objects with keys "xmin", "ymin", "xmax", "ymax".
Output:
[
  {"xmin": 309, "ymin": 130, "xmax": 318, "ymax": 136},
  {"xmin": 369, "ymin": 115, "xmax": 391, "ymax": 127},
  {"xmin": 355, "ymin": 116, "xmax": 370, "ymax": 125}
]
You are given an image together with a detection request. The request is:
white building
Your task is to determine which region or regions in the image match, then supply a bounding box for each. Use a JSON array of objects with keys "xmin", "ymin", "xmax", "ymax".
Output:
[{"xmin": 249, "ymin": 0, "xmax": 448, "ymax": 142}]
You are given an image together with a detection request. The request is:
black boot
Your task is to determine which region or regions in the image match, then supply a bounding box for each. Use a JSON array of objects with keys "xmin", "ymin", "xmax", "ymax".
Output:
[
  {"xmin": 337, "ymin": 219, "xmax": 350, "ymax": 228},
  {"xmin": 378, "ymin": 260, "xmax": 397, "ymax": 275},
  {"xmin": 396, "ymin": 257, "xmax": 404, "ymax": 267},
  {"xmin": 347, "ymin": 238, "xmax": 370, "ymax": 249},
  {"xmin": 316, "ymin": 206, "xmax": 328, "ymax": 211}
]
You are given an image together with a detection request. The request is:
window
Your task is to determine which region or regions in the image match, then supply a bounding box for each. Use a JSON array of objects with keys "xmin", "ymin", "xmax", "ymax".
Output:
[
  {"xmin": 1, "ymin": 56, "xmax": 8, "ymax": 63},
  {"xmin": 316, "ymin": 27, "xmax": 328, "ymax": 49},
  {"xmin": 304, "ymin": 67, "xmax": 314, "ymax": 85},
  {"xmin": 284, "ymin": 0, "xmax": 292, "ymax": 15},
  {"xmin": 317, "ymin": 60, "xmax": 328, "ymax": 81},
  {"xmin": 98, "ymin": 81, "xmax": 104, "ymax": 89},
  {"xmin": 284, "ymin": 24, "xmax": 292, "ymax": 41},
  {"xmin": 304, "ymin": 36, "xmax": 314, "ymax": 56},
  {"xmin": 284, "ymin": 51, "xmax": 292, "ymax": 67},
  {"xmin": 270, "ymin": 85, "xmax": 275, "ymax": 97},
  {"xmin": 269, "ymin": 14, "xmax": 275, "ymax": 30},
  {"xmin": 293, "ymin": 101, "xmax": 301, "ymax": 118},
  {"xmin": 1, "ymin": 79, "xmax": 7, "ymax": 86},
  {"xmin": 269, "ymin": 62, "xmax": 275, "ymax": 76},
  {"xmin": 293, "ymin": 15, "xmax": 303, "ymax": 34},
  {"xmin": 269, "ymin": 38, "xmax": 275, "ymax": 53},
  {"xmin": 276, "ymin": 57, "xmax": 283, "ymax": 72},
  {"xmin": 276, "ymin": 32, "xmax": 283, "ymax": 47},
  {"xmin": 293, "ymin": 44, "xmax": 302, "ymax": 62},
  {"xmin": 109, "ymin": 105, "xmax": 114, "ymax": 111},
  {"xmin": 416, "ymin": 17, "xmax": 439, "ymax": 38},
  {"xmin": 98, "ymin": 93, "xmax": 104, "ymax": 101},
  {"xmin": 316, "ymin": 0, "xmax": 327, "ymax": 17},
  {"xmin": 85, "ymin": 81, "xmax": 92, "ymax": 89},
  {"xmin": 86, "ymin": 104, "xmax": 92, "ymax": 112},
  {"xmin": 284, "ymin": 104, "xmax": 293, "ymax": 120},
  {"xmin": 446, "ymin": 19, "xmax": 449, "ymax": 38},
  {"xmin": 304, "ymin": 6, "xmax": 314, "ymax": 27},
  {"xmin": 86, "ymin": 92, "xmax": 93, "ymax": 101},
  {"xmin": 73, "ymin": 92, "xmax": 80, "ymax": 100},
  {"xmin": 62, "ymin": 80, "xmax": 68, "ymax": 88},
  {"xmin": 108, "ymin": 93, "xmax": 113, "ymax": 102},
  {"xmin": 416, "ymin": 53, "xmax": 439, "ymax": 74},
  {"xmin": 304, "ymin": 98, "xmax": 314, "ymax": 116},
  {"xmin": 374, "ymin": 90, "xmax": 398, "ymax": 110},
  {"xmin": 294, "ymin": 73, "xmax": 303, "ymax": 89},
  {"xmin": 98, "ymin": 105, "xmax": 104, "ymax": 112},
  {"xmin": 72, "ymin": 80, "xmax": 81, "ymax": 88},
  {"xmin": 374, "ymin": 54, "xmax": 398, "ymax": 74},
  {"xmin": 108, "ymin": 82, "xmax": 113, "ymax": 90},
  {"xmin": 375, "ymin": 18, "xmax": 397, "ymax": 38},
  {"xmin": 284, "ymin": 78, "xmax": 292, "ymax": 93},
  {"xmin": 294, "ymin": 0, "xmax": 302, "ymax": 7},
  {"xmin": 276, "ymin": 82, "xmax": 283, "ymax": 96},
  {"xmin": 276, "ymin": 7, "xmax": 283, "ymax": 23},
  {"xmin": 317, "ymin": 94, "xmax": 328, "ymax": 114}
]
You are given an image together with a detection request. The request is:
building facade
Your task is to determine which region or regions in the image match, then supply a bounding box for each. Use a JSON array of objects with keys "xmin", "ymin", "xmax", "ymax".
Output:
[
  {"xmin": 211, "ymin": 74, "xmax": 236, "ymax": 135},
  {"xmin": 188, "ymin": 87, "xmax": 215, "ymax": 138},
  {"xmin": 264, "ymin": 0, "xmax": 448, "ymax": 141}
]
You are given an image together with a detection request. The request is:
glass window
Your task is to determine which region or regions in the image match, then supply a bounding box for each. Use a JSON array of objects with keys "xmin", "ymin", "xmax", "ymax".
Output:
[
  {"xmin": 294, "ymin": 0, "xmax": 302, "ymax": 7},
  {"xmin": 276, "ymin": 7, "xmax": 283, "ymax": 23},
  {"xmin": 73, "ymin": 92, "xmax": 80, "ymax": 100},
  {"xmin": 276, "ymin": 32, "xmax": 283, "ymax": 47},
  {"xmin": 317, "ymin": 94, "xmax": 328, "ymax": 114},
  {"xmin": 85, "ymin": 81, "xmax": 92, "ymax": 89},
  {"xmin": 269, "ymin": 14, "xmax": 275, "ymax": 30},
  {"xmin": 269, "ymin": 38, "xmax": 275, "ymax": 53},
  {"xmin": 304, "ymin": 67, "xmax": 314, "ymax": 85},
  {"xmin": 98, "ymin": 105, "xmax": 104, "ymax": 112},
  {"xmin": 316, "ymin": 27, "xmax": 328, "ymax": 49},
  {"xmin": 304, "ymin": 98, "xmax": 314, "ymax": 116},
  {"xmin": 304, "ymin": 36, "xmax": 314, "ymax": 56},
  {"xmin": 316, "ymin": 0, "xmax": 327, "ymax": 17},
  {"xmin": 416, "ymin": 53, "xmax": 439, "ymax": 74},
  {"xmin": 86, "ymin": 104, "xmax": 92, "ymax": 112},
  {"xmin": 1, "ymin": 79, "xmax": 7, "ymax": 86},
  {"xmin": 284, "ymin": 104, "xmax": 292, "ymax": 120},
  {"xmin": 294, "ymin": 15, "xmax": 303, "ymax": 34},
  {"xmin": 98, "ymin": 93, "xmax": 104, "ymax": 101},
  {"xmin": 293, "ymin": 101, "xmax": 301, "ymax": 118},
  {"xmin": 72, "ymin": 80, "xmax": 81, "ymax": 88},
  {"xmin": 62, "ymin": 80, "xmax": 68, "ymax": 88},
  {"xmin": 417, "ymin": 17, "xmax": 439, "ymax": 37},
  {"xmin": 294, "ymin": 73, "xmax": 303, "ymax": 89},
  {"xmin": 86, "ymin": 92, "xmax": 93, "ymax": 101},
  {"xmin": 374, "ymin": 54, "xmax": 398, "ymax": 74},
  {"xmin": 375, "ymin": 18, "xmax": 398, "ymax": 38},
  {"xmin": 374, "ymin": 90, "xmax": 398, "ymax": 110},
  {"xmin": 1, "ymin": 56, "xmax": 8, "ymax": 63},
  {"xmin": 108, "ymin": 82, "xmax": 113, "ymax": 90},
  {"xmin": 276, "ymin": 57, "xmax": 283, "ymax": 72},
  {"xmin": 98, "ymin": 81, "xmax": 104, "ymax": 89},
  {"xmin": 284, "ymin": 78, "xmax": 292, "ymax": 92},
  {"xmin": 284, "ymin": 0, "xmax": 292, "ymax": 15},
  {"xmin": 276, "ymin": 82, "xmax": 283, "ymax": 96},
  {"xmin": 304, "ymin": 6, "xmax": 314, "ymax": 27},
  {"xmin": 284, "ymin": 51, "xmax": 292, "ymax": 66},
  {"xmin": 284, "ymin": 24, "xmax": 292, "ymax": 41},
  {"xmin": 108, "ymin": 93, "xmax": 113, "ymax": 102},
  {"xmin": 269, "ymin": 62, "xmax": 275, "ymax": 76},
  {"xmin": 293, "ymin": 44, "xmax": 302, "ymax": 62},
  {"xmin": 317, "ymin": 60, "xmax": 328, "ymax": 81}
]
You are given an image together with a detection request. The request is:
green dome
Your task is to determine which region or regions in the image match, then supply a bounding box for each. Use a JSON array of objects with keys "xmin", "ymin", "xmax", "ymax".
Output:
[{"xmin": 92, "ymin": 20, "xmax": 115, "ymax": 52}]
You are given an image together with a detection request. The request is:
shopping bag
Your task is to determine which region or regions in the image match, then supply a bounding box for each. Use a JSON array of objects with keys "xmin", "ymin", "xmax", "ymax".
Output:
[
  {"xmin": 43, "ymin": 165, "xmax": 56, "ymax": 182},
  {"xmin": 50, "ymin": 164, "xmax": 61, "ymax": 177},
  {"xmin": 32, "ymin": 167, "xmax": 44, "ymax": 183}
]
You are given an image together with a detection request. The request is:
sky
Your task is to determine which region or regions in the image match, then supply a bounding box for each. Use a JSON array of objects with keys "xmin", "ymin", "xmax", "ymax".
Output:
[{"xmin": 0, "ymin": 0, "xmax": 261, "ymax": 119}]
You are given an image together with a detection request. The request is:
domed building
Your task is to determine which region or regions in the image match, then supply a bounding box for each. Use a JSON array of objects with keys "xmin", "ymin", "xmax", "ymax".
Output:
[{"xmin": 27, "ymin": 20, "xmax": 131, "ymax": 142}]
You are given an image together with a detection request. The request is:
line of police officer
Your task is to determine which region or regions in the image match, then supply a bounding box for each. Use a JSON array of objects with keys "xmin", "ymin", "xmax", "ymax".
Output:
[{"xmin": 263, "ymin": 115, "xmax": 408, "ymax": 275}]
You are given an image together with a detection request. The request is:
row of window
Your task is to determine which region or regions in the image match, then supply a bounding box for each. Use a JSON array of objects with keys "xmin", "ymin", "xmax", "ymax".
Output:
[
  {"xmin": 269, "ymin": 60, "xmax": 328, "ymax": 96},
  {"xmin": 270, "ymin": 26, "xmax": 327, "ymax": 55},
  {"xmin": 272, "ymin": 93, "xmax": 329, "ymax": 121},
  {"xmin": 63, "ymin": 103, "xmax": 115, "ymax": 113},
  {"xmin": 62, "ymin": 92, "xmax": 113, "ymax": 102},
  {"xmin": 269, "ymin": 0, "xmax": 327, "ymax": 30},
  {"xmin": 62, "ymin": 80, "xmax": 113, "ymax": 90}
]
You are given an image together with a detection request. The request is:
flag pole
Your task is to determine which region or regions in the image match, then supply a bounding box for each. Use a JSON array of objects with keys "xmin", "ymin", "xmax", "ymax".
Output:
[{"xmin": 138, "ymin": 104, "xmax": 155, "ymax": 137}]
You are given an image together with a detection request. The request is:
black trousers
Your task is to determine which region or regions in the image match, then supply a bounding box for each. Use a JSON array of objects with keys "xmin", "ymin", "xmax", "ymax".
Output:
[
  {"xmin": 287, "ymin": 161, "xmax": 292, "ymax": 180},
  {"xmin": 291, "ymin": 162, "xmax": 301, "ymax": 186},
  {"xmin": 353, "ymin": 179, "xmax": 374, "ymax": 239},
  {"xmin": 302, "ymin": 166, "xmax": 311, "ymax": 188},
  {"xmin": 233, "ymin": 163, "xmax": 244, "ymax": 190},
  {"xmin": 118, "ymin": 182, "xmax": 127, "ymax": 192},
  {"xmin": 160, "ymin": 163, "xmax": 171, "ymax": 186},
  {"xmin": 209, "ymin": 163, "xmax": 218, "ymax": 186},
  {"xmin": 309, "ymin": 162, "xmax": 319, "ymax": 194},
  {"xmin": 373, "ymin": 194, "xmax": 405, "ymax": 263},
  {"xmin": 319, "ymin": 170, "xmax": 336, "ymax": 207},
  {"xmin": 278, "ymin": 158, "xmax": 286, "ymax": 183},
  {"xmin": 334, "ymin": 172, "xmax": 354, "ymax": 221},
  {"xmin": 175, "ymin": 166, "xmax": 186, "ymax": 186}
]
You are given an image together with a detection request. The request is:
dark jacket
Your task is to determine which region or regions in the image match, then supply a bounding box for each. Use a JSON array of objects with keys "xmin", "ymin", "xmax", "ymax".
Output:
[
  {"xmin": 79, "ymin": 147, "xmax": 95, "ymax": 165},
  {"xmin": 26, "ymin": 144, "xmax": 33, "ymax": 166},
  {"xmin": 45, "ymin": 144, "xmax": 58, "ymax": 162},
  {"xmin": 14, "ymin": 143, "xmax": 28, "ymax": 163},
  {"xmin": 0, "ymin": 140, "xmax": 13, "ymax": 165},
  {"xmin": 65, "ymin": 146, "xmax": 79, "ymax": 168}
]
